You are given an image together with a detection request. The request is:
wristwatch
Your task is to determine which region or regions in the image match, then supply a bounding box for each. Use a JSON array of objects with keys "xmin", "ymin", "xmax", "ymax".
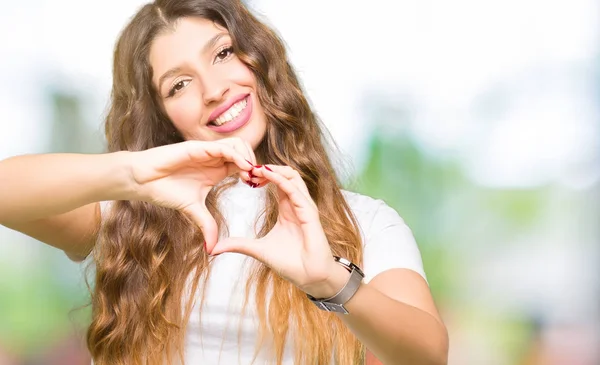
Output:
[{"xmin": 307, "ymin": 256, "xmax": 365, "ymax": 314}]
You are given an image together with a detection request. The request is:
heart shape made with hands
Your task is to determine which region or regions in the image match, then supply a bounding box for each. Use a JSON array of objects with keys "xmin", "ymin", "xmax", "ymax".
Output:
[{"xmin": 206, "ymin": 164, "xmax": 344, "ymax": 298}]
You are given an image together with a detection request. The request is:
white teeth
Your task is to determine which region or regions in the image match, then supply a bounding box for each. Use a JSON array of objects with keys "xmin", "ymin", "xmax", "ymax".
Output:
[{"xmin": 212, "ymin": 99, "xmax": 248, "ymax": 126}]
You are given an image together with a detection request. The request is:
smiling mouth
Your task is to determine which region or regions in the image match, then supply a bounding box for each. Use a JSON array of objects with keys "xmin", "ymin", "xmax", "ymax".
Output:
[{"xmin": 208, "ymin": 97, "xmax": 249, "ymax": 126}]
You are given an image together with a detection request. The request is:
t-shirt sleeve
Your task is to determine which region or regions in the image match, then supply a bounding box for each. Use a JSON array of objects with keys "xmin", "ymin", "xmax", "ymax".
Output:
[{"xmin": 360, "ymin": 199, "xmax": 427, "ymax": 284}]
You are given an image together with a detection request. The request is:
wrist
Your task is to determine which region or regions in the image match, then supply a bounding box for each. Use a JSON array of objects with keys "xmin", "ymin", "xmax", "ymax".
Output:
[
  {"xmin": 305, "ymin": 260, "xmax": 352, "ymax": 299},
  {"xmin": 100, "ymin": 151, "xmax": 138, "ymax": 201}
]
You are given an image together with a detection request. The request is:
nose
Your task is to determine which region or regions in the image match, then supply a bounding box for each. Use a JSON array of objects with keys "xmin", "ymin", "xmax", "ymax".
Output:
[{"xmin": 201, "ymin": 72, "xmax": 229, "ymax": 105}]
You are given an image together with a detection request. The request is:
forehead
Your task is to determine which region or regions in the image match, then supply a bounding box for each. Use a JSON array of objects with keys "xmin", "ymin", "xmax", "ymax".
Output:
[{"xmin": 150, "ymin": 17, "xmax": 229, "ymax": 79}]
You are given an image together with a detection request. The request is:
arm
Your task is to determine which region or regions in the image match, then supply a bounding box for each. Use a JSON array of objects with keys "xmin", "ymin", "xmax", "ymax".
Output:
[
  {"xmin": 330, "ymin": 200, "xmax": 448, "ymax": 365},
  {"xmin": 207, "ymin": 166, "xmax": 448, "ymax": 364},
  {"xmin": 332, "ymin": 267, "xmax": 449, "ymax": 365},
  {"xmin": 0, "ymin": 152, "xmax": 134, "ymax": 259},
  {"xmin": 0, "ymin": 139, "xmax": 259, "ymax": 259}
]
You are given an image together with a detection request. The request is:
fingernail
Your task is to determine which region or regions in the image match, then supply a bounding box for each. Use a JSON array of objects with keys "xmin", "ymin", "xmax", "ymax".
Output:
[
  {"xmin": 244, "ymin": 180, "xmax": 259, "ymax": 188},
  {"xmin": 245, "ymin": 159, "xmax": 253, "ymax": 166},
  {"xmin": 254, "ymin": 165, "xmax": 262, "ymax": 168},
  {"xmin": 264, "ymin": 165, "xmax": 273, "ymax": 172},
  {"xmin": 248, "ymin": 171, "xmax": 255, "ymax": 179}
]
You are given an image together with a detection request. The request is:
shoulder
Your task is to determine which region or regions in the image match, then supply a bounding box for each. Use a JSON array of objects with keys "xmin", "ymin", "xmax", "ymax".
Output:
[
  {"xmin": 341, "ymin": 189, "xmax": 382, "ymax": 214},
  {"xmin": 341, "ymin": 190, "xmax": 408, "ymax": 239},
  {"xmin": 341, "ymin": 189, "xmax": 427, "ymax": 283}
]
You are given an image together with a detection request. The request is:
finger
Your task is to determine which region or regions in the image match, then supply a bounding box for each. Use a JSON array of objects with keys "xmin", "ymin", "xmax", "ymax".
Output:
[
  {"xmin": 251, "ymin": 165, "xmax": 311, "ymax": 198},
  {"xmin": 215, "ymin": 137, "xmax": 257, "ymax": 166},
  {"xmin": 190, "ymin": 141, "xmax": 253, "ymax": 173},
  {"xmin": 214, "ymin": 138, "xmax": 268, "ymax": 187},
  {"xmin": 244, "ymin": 140, "xmax": 254, "ymax": 161},
  {"xmin": 236, "ymin": 138, "xmax": 269, "ymax": 186},
  {"xmin": 242, "ymin": 139, "xmax": 268, "ymax": 186},
  {"xmin": 254, "ymin": 166, "xmax": 316, "ymax": 212},
  {"xmin": 184, "ymin": 203, "xmax": 218, "ymax": 253},
  {"xmin": 209, "ymin": 237, "xmax": 263, "ymax": 259},
  {"xmin": 216, "ymin": 138, "xmax": 256, "ymax": 179},
  {"xmin": 236, "ymin": 138, "xmax": 257, "ymax": 166}
]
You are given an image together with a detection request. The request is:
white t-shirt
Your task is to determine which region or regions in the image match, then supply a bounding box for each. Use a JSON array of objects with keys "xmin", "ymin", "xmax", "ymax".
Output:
[{"xmin": 98, "ymin": 180, "xmax": 426, "ymax": 364}]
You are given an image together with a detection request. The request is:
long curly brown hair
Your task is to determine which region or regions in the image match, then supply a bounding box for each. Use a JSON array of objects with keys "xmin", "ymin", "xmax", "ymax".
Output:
[{"xmin": 87, "ymin": 1, "xmax": 365, "ymax": 364}]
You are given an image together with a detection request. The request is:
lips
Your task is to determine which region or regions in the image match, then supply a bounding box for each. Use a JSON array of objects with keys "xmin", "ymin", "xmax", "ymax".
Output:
[
  {"xmin": 206, "ymin": 94, "xmax": 253, "ymax": 134},
  {"xmin": 208, "ymin": 93, "xmax": 250, "ymax": 123},
  {"xmin": 210, "ymin": 97, "xmax": 248, "ymax": 126}
]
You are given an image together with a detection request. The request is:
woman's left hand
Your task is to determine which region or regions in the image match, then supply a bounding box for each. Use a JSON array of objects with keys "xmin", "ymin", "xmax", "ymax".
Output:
[{"xmin": 209, "ymin": 165, "xmax": 350, "ymax": 299}]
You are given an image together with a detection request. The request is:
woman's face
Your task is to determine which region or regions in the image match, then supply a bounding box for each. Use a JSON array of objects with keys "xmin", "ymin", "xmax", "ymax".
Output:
[{"xmin": 149, "ymin": 17, "xmax": 267, "ymax": 149}]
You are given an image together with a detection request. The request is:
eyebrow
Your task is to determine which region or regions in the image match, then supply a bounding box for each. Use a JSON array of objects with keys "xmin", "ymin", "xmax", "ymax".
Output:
[{"xmin": 157, "ymin": 32, "xmax": 230, "ymax": 92}]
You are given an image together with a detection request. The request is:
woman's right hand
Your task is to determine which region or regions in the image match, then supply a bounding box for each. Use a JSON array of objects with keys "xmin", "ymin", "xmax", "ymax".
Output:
[{"xmin": 126, "ymin": 137, "xmax": 258, "ymax": 247}]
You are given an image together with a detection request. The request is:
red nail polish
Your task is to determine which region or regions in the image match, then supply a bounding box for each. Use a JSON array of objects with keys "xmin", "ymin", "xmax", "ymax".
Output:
[
  {"xmin": 255, "ymin": 165, "xmax": 262, "ymax": 168},
  {"xmin": 245, "ymin": 159, "xmax": 253, "ymax": 166},
  {"xmin": 264, "ymin": 165, "xmax": 273, "ymax": 172},
  {"xmin": 248, "ymin": 171, "xmax": 255, "ymax": 179}
]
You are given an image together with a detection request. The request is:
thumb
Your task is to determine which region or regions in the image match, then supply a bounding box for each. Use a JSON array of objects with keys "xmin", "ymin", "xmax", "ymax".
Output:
[
  {"xmin": 210, "ymin": 237, "xmax": 261, "ymax": 258},
  {"xmin": 185, "ymin": 203, "xmax": 218, "ymax": 253}
]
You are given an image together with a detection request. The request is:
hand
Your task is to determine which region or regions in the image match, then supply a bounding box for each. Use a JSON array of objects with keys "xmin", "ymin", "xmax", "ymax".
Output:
[
  {"xmin": 127, "ymin": 137, "xmax": 263, "ymax": 248},
  {"xmin": 209, "ymin": 165, "xmax": 350, "ymax": 298}
]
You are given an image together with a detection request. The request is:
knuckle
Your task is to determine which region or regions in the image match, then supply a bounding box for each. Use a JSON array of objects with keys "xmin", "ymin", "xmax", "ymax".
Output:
[
  {"xmin": 220, "ymin": 143, "xmax": 232, "ymax": 154},
  {"xmin": 288, "ymin": 167, "xmax": 302, "ymax": 179},
  {"xmin": 216, "ymin": 138, "xmax": 233, "ymax": 149}
]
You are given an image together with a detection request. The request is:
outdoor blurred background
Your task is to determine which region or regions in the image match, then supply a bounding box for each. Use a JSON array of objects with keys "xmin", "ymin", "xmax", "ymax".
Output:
[{"xmin": 1, "ymin": 0, "xmax": 598, "ymax": 364}]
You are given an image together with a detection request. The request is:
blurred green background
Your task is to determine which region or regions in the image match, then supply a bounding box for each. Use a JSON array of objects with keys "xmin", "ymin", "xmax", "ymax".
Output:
[{"xmin": 1, "ymin": 1, "xmax": 598, "ymax": 364}]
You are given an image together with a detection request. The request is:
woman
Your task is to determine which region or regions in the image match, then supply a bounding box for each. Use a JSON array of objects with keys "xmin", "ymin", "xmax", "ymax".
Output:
[{"xmin": 0, "ymin": 0, "xmax": 448, "ymax": 364}]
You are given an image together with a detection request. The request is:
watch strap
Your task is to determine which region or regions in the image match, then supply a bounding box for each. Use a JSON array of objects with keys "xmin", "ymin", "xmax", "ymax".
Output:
[{"xmin": 307, "ymin": 257, "xmax": 364, "ymax": 314}]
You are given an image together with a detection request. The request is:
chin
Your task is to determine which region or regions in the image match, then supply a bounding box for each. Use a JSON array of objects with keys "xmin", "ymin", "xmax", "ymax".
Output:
[
  {"xmin": 240, "ymin": 130, "xmax": 266, "ymax": 151},
  {"xmin": 230, "ymin": 117, "xmax": 267, "ymax": 150}
]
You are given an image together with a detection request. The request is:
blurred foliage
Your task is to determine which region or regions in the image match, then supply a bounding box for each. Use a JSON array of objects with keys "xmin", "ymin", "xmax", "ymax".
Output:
[
  {"xmin": 354, "ymin": 128, "xmax": 463, "ymax": 302},
  {"xmin": 0, "ymin": 88, "xmax": 97, "ymax": 360},
  {"xmin": 352, "ymin": 99, "xmax": 557, "ymax": 364},
  {"xmin": 0, "ymin": 254, "xmax": 90, "ymax": 356},
  {"xmin": 353, "ymin": 100, "xmax": 550, "ymax": 299},
  {"xmin": 47, "ymin": 90, "xmax": 104, "ymax": 154}
]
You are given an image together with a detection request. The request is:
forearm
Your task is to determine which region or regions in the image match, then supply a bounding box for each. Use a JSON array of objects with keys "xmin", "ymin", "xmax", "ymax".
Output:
[
  {"xmin": 0, "ymin": 152, "xmax": 133, "ymax": 225},
  {"xmin": 339, "ymin": 282, "xmax": 448, "ymax": 365}
]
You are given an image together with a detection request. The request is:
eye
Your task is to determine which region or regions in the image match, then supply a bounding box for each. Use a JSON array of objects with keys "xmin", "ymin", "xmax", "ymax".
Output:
[
  {"xmin": 167, "ymin": 79, "xmax": 190, "ymax": 98},
  {"xmin": 214, "ymin": 46, "xmax": 234, "ymax": 63}
]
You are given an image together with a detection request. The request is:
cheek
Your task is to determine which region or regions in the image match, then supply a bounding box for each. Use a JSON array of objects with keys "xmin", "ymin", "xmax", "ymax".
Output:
[
  {"xmin": 229, "ymin": 59, "xmax": 257, "ymax": 86},
  {"xmin": 165, "ymin": 96, "xmax": 203, "ymax": 132}
]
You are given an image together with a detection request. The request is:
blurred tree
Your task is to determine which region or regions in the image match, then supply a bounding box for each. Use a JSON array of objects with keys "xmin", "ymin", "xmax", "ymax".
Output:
[
  {"xmin": 351, "ymin": 96, "xmax": 466, "ymax": 301},
  {"xmin": 0, "ymin": 88, "xmax": 97, "ymax": 362},
  {"xmin": 47, "ymin": 90, "xmax": 103, "ymax": 154},
  {"xmin": 352, "ymin": 94, "xmax": 550, "ymax": 364}
]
